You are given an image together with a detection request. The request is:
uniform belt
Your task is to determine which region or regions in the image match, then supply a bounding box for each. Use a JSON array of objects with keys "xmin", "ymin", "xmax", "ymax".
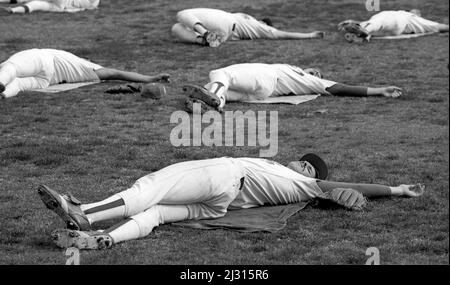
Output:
[{"xmin": 239, "ymin": 177, "xmax": 245, "ymax": 190}]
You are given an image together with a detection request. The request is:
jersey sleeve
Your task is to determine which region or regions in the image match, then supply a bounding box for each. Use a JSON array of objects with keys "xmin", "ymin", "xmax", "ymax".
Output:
[
  {"xmin": 234, "ymin": 14, "xmax": 278, "ymax": 39},
  {"xmin": 312, "ymin": 77, "xmax": 337, "ymax": 95}
]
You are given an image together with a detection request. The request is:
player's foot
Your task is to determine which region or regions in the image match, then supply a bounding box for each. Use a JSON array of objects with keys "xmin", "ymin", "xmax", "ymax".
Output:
[
  {"xmin": 399, "ymin": 184, "xmax": 425, "ymax": 198},
  {"xmin": 182, "ymin": 84, "xmax": 221, "ymax": 108},
  {"xmin": 344, "ymin": 33, "xmax": 362, "ymax": 43},
  {"xmin": 0, "ymin": 83, "xmax": 5, "ymax": 93},
  {"xmin": 52, "ymin": 229, "xmax": 114, "ymax": 250},
  {"xmin": 0, "ymin": 7, "xmax": 12, "ymax": 15},
  {"xmin": 185, "ymin": 98, "xmax": 222, "ymax": 114},
  {"xmin": 37, "ymin": 184, "xmax": 91, "ymax": 231},
  {"xmin": 202, "ymin": 31, "xmax": 225, "ymax": 48}
]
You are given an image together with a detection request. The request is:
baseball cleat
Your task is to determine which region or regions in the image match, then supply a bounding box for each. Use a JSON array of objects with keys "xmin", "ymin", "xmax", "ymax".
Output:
[
  {"xmin": 37, "ymin": 184, "xmax": 91, "ymax": 231},
  {"xmin": 203, "ymin": 31, "xmax": 225, "ymax": 48},
  {"xmin": 52, "ymin": 229, "xmax": 113, "ymax": 250},
  {"xmin": 0, "ymin": 7, "xmax": 12, "ymax": 15},
  {"xmin": 185, "ymin": 98, "xmax": 222, "ymax": 114},
  {"xmin": 0, "ymin": 83, "xmax": 5, "ymax": 93},
  {"xmin": 344, "ymin": 33, "xmax": 359, "ymax": 43},
  {"xmin": 182, "ymin": 84, "xmax": 221, "ymax": 108},
  {"xmin": 339, "ymin": 20, "xmax": 370, "ymax": 41}
]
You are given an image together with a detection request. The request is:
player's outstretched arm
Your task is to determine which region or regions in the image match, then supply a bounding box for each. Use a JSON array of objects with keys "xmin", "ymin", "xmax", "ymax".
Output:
[
  {"xmin": 317, "ymin": 180, "xmax": 425, "ymax": 198},
  {"xmin": 326, "ymin": 83, "xmax": 402, "ymax": 98},
  {"xmin": 272, "ymin": 30, "xmax": 325, "ymax": 39},
  {"xmin": 95, "ymin": 68, "xmax": 170, "ymax": 83}
]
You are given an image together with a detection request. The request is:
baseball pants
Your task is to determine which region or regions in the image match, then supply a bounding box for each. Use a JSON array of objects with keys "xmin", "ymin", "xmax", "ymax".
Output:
[
  {"xmin": 172, "ymin": 9, "xmax": 236, "ymax": 42},
  {"xmin": 0, "ymin": 49, "xmax": 54, "ymax": 98},
  {"xmin": 113, "ymin": 158, "xmax": 245, "ymax": 236}
]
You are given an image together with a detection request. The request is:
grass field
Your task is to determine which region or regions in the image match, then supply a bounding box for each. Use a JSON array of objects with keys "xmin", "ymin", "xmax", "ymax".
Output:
[{"xmin": 0, "ymin": 0, "xmax": 448, "ymax": 265}]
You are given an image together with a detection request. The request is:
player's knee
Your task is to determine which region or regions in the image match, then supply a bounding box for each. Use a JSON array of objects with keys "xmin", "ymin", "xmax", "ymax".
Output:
[
  {"xmin": 175, "ymin": 10, "xmax": 189, "ymax": 23},
  {"xmin": 171, "ymin": 23, "xmax": 184, "ymax": 37},
  {"xmin": 0, "ymin": 63, "xmax": 18, "ymax": 79},
  {"xmin": 131, "ymin": 211, "xmax": 159, "ymax": 238}
]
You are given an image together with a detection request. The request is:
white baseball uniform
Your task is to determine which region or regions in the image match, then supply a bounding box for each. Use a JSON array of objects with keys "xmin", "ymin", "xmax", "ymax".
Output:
[
  {"xmin": 0, "ymin": 48, "xmax": 102, "ymax": 98},
  {"xmin": 175, "ymin": 8, "xmax": 279, "ymax": 41},
  {"xmin": 19, "ymin": 0, "xmax": 99, "ymax": 13},
  {"xmin": 206, "ymin": 63, "xmax": 337, "ymax": 101},
  {"xmin": 116, "ymin": 157, "xmax": 322, "ymax": 221},
  {"xmin": 360, "ymin": 10, "xmax": 442, "ymax": 36}
]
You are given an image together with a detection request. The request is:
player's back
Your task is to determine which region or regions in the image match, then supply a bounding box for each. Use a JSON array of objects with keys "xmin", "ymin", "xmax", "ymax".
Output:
[{"xmin": 366, "ymin": 10, "xmax": 413, "ymax": 35}]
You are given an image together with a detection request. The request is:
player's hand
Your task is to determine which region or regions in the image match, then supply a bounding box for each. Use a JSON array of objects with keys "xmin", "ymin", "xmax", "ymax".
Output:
[
  {"xmin": 156, "ymin": 73, "xmax": 171, "ymax": 83},
  {"xmin": 312, "ymin": 31, "xmax": 325, "ymax": 39},
  {"xmin": 398, "ymin": 184, "xmax": 425, "ymax": 198},
  {"xmin": 382, "ymin": 86, "xmax": 402, "ymax": 98}
]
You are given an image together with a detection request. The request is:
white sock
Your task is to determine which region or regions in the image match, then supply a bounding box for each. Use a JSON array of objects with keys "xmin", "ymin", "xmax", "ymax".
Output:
[
  {"xmin": 10, "ymin": 6, "xmax": 27, "ymax": 13},
  {"xmin": 208, "ymin": 82, "xmax": 226, "ymax": 108},
  {"xmin": 193, "ymin": 23, "xmax": 208, "ymax": 36},
  {"xmin": 106, "ymin": 219, "xmax": 141, "ymax": 244}
]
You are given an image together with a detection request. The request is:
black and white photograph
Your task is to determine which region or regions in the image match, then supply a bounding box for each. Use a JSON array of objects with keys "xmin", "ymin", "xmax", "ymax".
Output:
[{"xmin": 0, "ymin": 0, "xmax": 448, "ymax": 270}]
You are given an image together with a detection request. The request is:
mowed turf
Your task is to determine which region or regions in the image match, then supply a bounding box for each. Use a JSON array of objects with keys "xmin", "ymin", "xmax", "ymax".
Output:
[{"xmin": 0, "ymin": 0, "xmax": 448, "ymax": 265}]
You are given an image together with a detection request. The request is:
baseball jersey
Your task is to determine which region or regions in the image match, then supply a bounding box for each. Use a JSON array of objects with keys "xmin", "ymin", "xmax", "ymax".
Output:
[
  {"xmin": 210, "ymin": 63, "xmax": 336, "ymax": 99},
  {"xmin": 229, "ymin": 158, "xmax": 323, "ymax": 209},
  {"xmin": 42, "ymin": 49, "xmax": 102, "ymax": 85},
  {"xmin": 54, "ymin": 0, "xmax": 100, "ymax": 12},
  {"xmin": 361, "ymin": 10, "xmax": 441, "ymax": 36},
  {"xmin": 231, "ymin": 13, "xmax": 278, "ymax": 40}
]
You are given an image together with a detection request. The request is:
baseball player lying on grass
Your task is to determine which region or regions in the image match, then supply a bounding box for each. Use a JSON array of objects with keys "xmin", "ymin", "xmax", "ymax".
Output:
[
  {"xmin": 0, "ymin": 48, "xmax": 170, "ymax": 99},
  {"xmin": 0, "ymin": 0, "xmax": 98, "ymax": 14},
  {"xmin": 171, "ymin": 8, "xmax": 324, "ymax": 48},
  {"xmin": 37, "ymin": 154, "xmax": 424, "ymax": 250},
  {"xmin": 338, "ymin": 9, "xmax": 449, "ymax": 43},
  {"xmin": 182, "ymin": 63, "xmax": 402, "ymax": 112}
]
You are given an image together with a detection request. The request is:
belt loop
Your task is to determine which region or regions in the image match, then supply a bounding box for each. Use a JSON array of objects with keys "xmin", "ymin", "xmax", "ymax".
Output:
[{"xmin": 232, "ymin": 23, "xmax": 236, "ymax": 31}]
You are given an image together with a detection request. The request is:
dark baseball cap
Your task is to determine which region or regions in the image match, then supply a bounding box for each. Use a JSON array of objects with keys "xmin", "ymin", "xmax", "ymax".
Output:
[{"xmin": 299, "ymin": 153, "xmax": 328, "ymax": 180}]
